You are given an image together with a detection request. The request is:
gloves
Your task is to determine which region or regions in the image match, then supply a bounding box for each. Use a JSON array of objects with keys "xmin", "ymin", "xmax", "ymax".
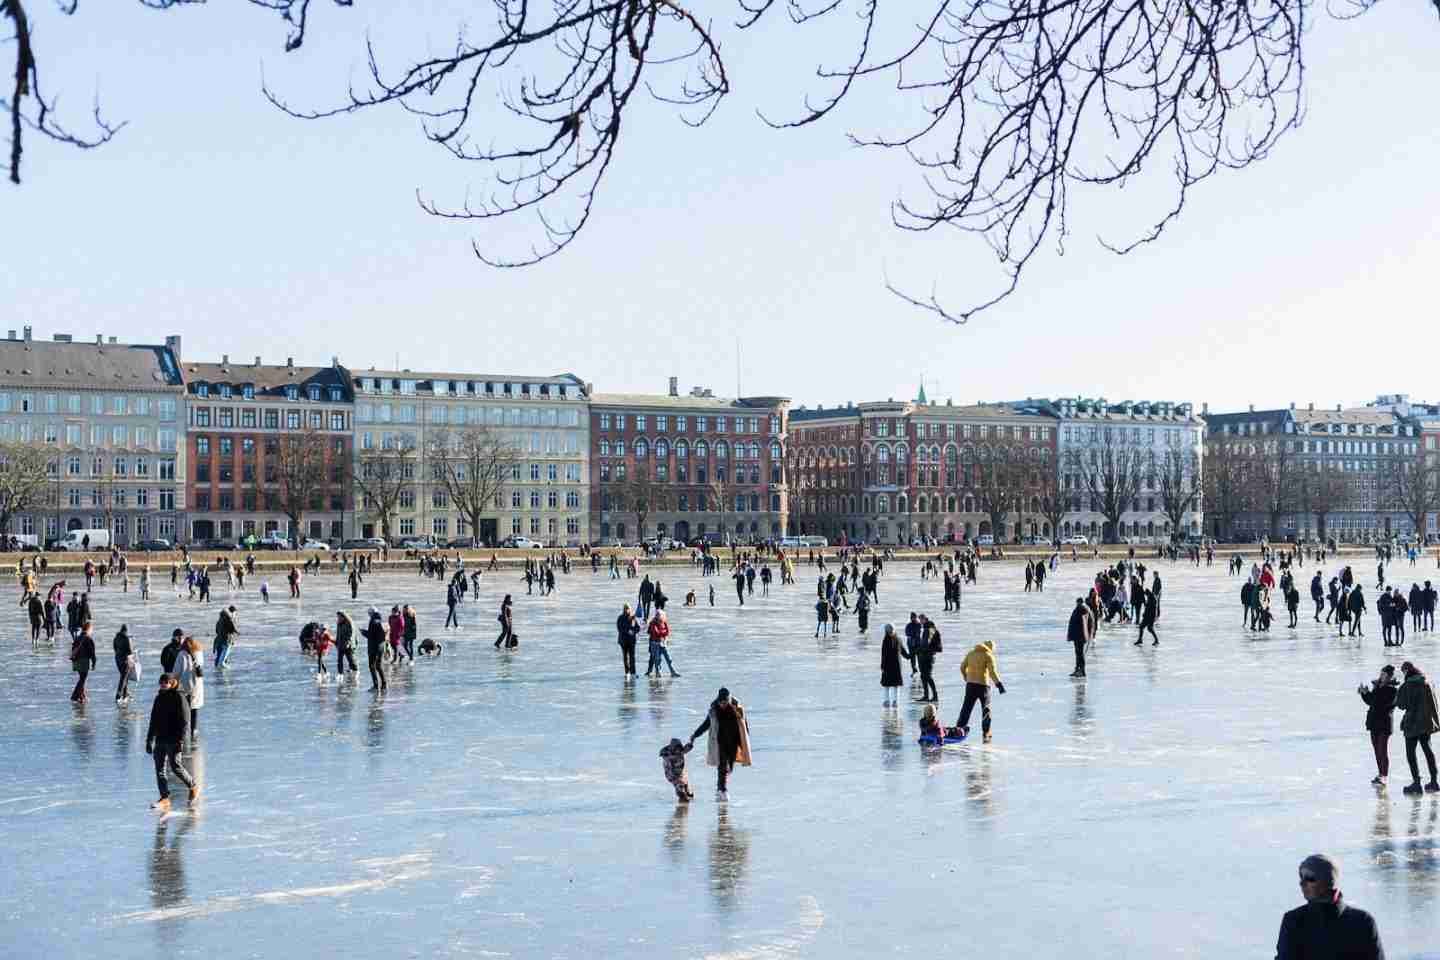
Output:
[{"xmin": 996, "ymin": 682, "xmax": 1006, "ymax": 695}]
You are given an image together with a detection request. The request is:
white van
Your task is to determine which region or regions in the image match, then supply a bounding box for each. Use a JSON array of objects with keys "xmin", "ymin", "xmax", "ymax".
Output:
[{"xmin": 57, "ymin": 528, "xmax": 111, "ymax": 551}]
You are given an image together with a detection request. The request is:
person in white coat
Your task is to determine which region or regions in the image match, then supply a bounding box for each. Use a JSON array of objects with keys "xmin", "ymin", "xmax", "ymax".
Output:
[{"xmin": 174, "ymin": 635, "xmax": 205, "ymax": 747}]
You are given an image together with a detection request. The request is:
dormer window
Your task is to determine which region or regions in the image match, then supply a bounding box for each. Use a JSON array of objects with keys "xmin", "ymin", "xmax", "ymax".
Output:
[
  {"xmin": 285, "ymin": 386, "xmax": 299, "ymax": 401},
  {"xmin": 328, "ymin": 387, "xmax": 342, "ymax": 402},
  {"xmin": 197, "ymin": 383, "xmax": 209, "ymax": 398},
  {"xmin": 219, "ymin": 384, "xmax": 232, "ymax": 399},
  {"xmin": 242, "ymin": 385, "xmax": 254, "ymax": 399}
]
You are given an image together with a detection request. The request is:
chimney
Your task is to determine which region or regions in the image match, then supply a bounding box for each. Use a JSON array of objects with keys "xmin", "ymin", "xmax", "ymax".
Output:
[
  {"xmin": 1336, "ymin": 403, "xmax": 1342, "ymax": 412},
  {"xmin": 668, "ymin": 376, "xmax": 678, "ymax": 398},
  {"xmin": 1202, "ymin": 402, "xmax": 1209, "ymax": 415},
  {"xmin": 221, "ymin": 354, "xmax": 229, "ymax": 367},
  {"xmin": 254, "ymin": 356, "xmax": 261, "ymax": 367},
  {"xmin": 1248, "ymin": 404, "xmax": 1254, "ymax": 413},
  {"xmin": 332, "ymin": 355, "xmax": 340, "ymax": 369},
  {"xmin": 165, "ymin": 335, "xmax": 181, "ymax": 360},
  {"xmin": 96, "ymin": 334, "xmax": 103, "ymax": 345},
  {"xmin": 1308, "ymin": 402, "xmax": 1314, "ymax": 411},
  {"xmin": 107, "ymin": 336, "xmax": 117, "ymax": 344},
  {"xmin": 286, "ymin": 357, "xmax": 294, "ymax": 369},
  {"xmin": 23, "ymin": 326, "xmax": 31, "ymax": 342},
  {"xmin": 6, "ymin": 330, "xmax": 13, "ymax": 340},
  {"xmin": 1289, "ymin": 401, "xmax": 1295, "ymax": 410}
]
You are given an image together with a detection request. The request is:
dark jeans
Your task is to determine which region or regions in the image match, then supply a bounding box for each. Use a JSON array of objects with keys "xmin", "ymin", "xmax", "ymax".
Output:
[
  {"xmin": 1405, "ymin": 734, "xmax": 1438, "ymax": 783},
  {"xmin": 70, "ymin": 669, "xmax": 89, "ymax": 701},
  {"xmin": 620, "ymin": 640, "xmax": 636, "ymax": 675},
  {"xmin": 336, "ymin": 646, "xmax": 357, "ymax": 674},
  {"xmin": 717, "ymin": 755, "xmax": 735, "ymax": 791},
  {"xmin": 1072, "ymin": 640, "xmax": 1086, "ymax": 676},
  {"xmin": 367, "ymin": 651, "xmax": 388, "ymax": 690},
  {"xmin": 403, "ymin": 637, "xmax": 414, "ymax": 660},
  {"xmin": 445, "ymin": 606, "xmax": 459, "ymax": 628},
  {"xmin": 115, "ymin": 655, "xmax": 130, "ymax": 700},
  {"xmin": 153, "ymin": 740, "xmax": 195, "ymax": 800},
  {"xmin": 1371, "ymin": 732, "xmax": 1390, "ymax": 777},
  {"xmin": 957, "ymin": 682, "xmax": 992, "ymax": 735},
  {"xmin": 495, "ymin": 625, "xmax": 514, "ymax": 648},
  {"xmin": 918, "ymin": 656, "xmax": 938, "ymax": 701}
]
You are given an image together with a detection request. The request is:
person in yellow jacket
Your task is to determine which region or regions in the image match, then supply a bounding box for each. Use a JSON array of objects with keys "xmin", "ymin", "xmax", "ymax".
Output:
[{"xmin": 955, "ymin": 639, "xmax": 1006, "ymax": 743}]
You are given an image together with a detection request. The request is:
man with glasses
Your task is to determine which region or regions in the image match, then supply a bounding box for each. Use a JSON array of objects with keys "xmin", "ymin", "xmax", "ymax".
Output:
[{"xmin": 1275, "ymin": 854, "xmax": 1383, "ymax": 959}]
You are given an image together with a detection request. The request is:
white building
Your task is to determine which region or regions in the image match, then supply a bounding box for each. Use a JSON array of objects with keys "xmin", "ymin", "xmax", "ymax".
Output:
[
  {"xmin": 1050, "ymin": 397, "xmax": 1204, "ymax": 542},
  {"xmin": 351, "ymin": 370, "xmax": 590, "ymax": 545}
]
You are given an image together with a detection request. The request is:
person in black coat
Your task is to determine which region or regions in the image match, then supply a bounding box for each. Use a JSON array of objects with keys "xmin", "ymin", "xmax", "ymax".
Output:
[
  {"xmin": 1348, "ymin": 585, "xmax": 1367, "ymax": 637},
  {"xmin": 616, "ymin": 604, "xmax": 640, "ymax": 678},
  {"xmin": 1068, "ymin": 598, "xmax": 1093, "ymax": 678},
  {"xmin": 1359, "ymin": 665, "xmax": 1399, "ymax": 785},
  {"xmin": 364, "ymin": 609, "xmax": 388, "ymax": 692},
  {"xmin": 1134, "ymin": 589, "xmax": 1159, "ymax": 646},
  {"xmin": 113, "ymin": 625, "xmax": 134, "ymax": 702},
  {"xmin": 1275, "ymin": 854, "xmax": 1383, "ymax": 960},
  {"xmin": 69, "ymin": 623, "xmax": 97, "ymax": 702},
  {"xmin": 145, "ymin": 673, "xmax": 196, "ymax": 810}
]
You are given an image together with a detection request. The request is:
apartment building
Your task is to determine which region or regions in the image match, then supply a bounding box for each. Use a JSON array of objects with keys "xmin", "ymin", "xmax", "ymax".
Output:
[
  {"xmin": 0, "ymin": 327, "xmax": 185, "ymax": 545},
  {"xmin": 589, "ymin": 380, "xmax": 789, "ymax": 544},
  {"xmin": 351, "ymin": 370, "xmax": 589, "ymax": 545},
  {"xmin": 182, "ymin": 356, "xmax": 354, "ymax": 543}
]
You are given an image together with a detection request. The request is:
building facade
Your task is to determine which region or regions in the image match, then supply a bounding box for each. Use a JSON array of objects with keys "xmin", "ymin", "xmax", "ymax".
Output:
[
  {"xmin": 1048, "ymin": 397, "xmax": 1204, "ymax": 542},
  {"xmin": 788, "ymin": 397, "xmax": 1059, "ymax": 544},
  {"xmin": 589, "ymin": 382, "xmax": 789, "ymax": 544},
  {"xmin": 0, "ymin": 328, "xmax": 186, "ymax": 546},
  {"xmin": 1204, "ymin": 401, "xmax": 1418, "ymax": 541},
  {"xmin": 182, "ymin": 356, "xmax": 354, "ymax": 543},
  {"xmin": 351, "ymin": 370, "xmax": 589, "ymax": 545}
]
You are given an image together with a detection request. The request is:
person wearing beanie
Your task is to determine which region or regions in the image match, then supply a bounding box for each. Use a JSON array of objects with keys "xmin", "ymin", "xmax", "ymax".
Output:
[
  {"xmin": 1358, "ymin": 665, "xmax": 1400, "ymax": 786},
  {"xmin": 364, "ymin": 608, "xmax": 388, "ymax": 692},
  {"xmin": 1395, "ymin": 661, "xmax": 1440, "ymax": 795},
  {"xmin": 1275, "ymin": 854, "xmax": 1383, "ymax": 959}
]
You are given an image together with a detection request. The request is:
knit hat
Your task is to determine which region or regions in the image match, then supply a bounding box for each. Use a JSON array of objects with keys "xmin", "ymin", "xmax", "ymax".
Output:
[{"xmin": 1299, "ymin": 854, "xmax": 1338, "ymax": 888}]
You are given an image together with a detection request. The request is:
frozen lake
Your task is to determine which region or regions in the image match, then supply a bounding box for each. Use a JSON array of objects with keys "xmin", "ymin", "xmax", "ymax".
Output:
[{"xmin": 3, "ymin": 553, "xmax": 1439, "ymax": 958}]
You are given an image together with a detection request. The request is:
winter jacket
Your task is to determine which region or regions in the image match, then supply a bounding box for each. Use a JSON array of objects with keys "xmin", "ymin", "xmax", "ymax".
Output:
[
  {"xmin": 1274, "ymin": 894, "xmax": 1383, "ymax": 960},
  {"xmin": 146, "ymin": 687, "xmax": 190, "ymax": 747},
  {"xmin": 336, "ymin": 617, "xmax": 355, "ymax": 650},
  {"xmin": 365, "ymin": 617, "xmax": 386, "ymax": 656},
  {"xmin": 647, "ymin": 617, "xmax": 670, "ymax": 646},
  {"xmin": 960, "ymin": 640, "xmax": 1002, "ymax": 686},
  {"xmin": 1396, "ymin": 672, "xmax": 1440, "ymax": 739},
  {"xmin": 1066, "ymin": 605, "xmax": 1092, "ymax": 644},
  {"xmin": 175, "ymin": 651, "xmax": 204, "ymax": 710},
  {"xmin": 1360, "ymin": 680, "xmax": 1399, "ymax": 736}
]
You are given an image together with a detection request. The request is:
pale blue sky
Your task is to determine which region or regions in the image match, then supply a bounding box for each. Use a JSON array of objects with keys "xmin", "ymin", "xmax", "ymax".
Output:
[{"xmin": 6, "ymin": 3, "xmax": 1438, "ymax": 413}]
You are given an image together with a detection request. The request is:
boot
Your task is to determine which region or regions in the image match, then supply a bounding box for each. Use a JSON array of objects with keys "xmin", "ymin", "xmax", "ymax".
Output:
[
  {"xmin": 1427, "ymin": 780, "xmax": 1440, "ymax": 793},
  {"xmin": 151, "ymin": 797, "xmax": 171, "ymax": 811},
  {"xmin": 1403, "ymin": 781, "xmax": 1424, "ymax": 796}
]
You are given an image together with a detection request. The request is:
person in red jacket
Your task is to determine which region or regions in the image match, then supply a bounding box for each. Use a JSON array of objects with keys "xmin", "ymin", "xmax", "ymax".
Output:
[{"xmin": 645, "ymin": 610, "xmax": 680, "ymax": 678}]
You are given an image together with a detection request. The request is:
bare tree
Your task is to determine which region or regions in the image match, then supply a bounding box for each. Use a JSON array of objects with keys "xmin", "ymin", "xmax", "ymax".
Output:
[
  {"xmin": 1383, "ymin": 457, "xmax": 1440, "ymax": 543},
  {"xmin": 0, "ymin": 440, "xmax": 51, "ymax": 537},
  {"xmin": 782, "ymin": 443, "xmax": 812, "ymax": 536},
  {"xmin": 1071, "ymin": 434, "xmax": 1143, "ymax": 545},
  {"xmin": 1157, "ymin": 448, "xmax": 1202, "ymax": 542},
  {"xmin": 353, "ymin": 445, "xmax": 414, "ymax": 544},
  {"xmin": 971, "ymin": 450, "xmax": 1020, "ymax": 543},
  {"xmin": 272, "ymin": 427, "xmax": 327, "ymax": 541},
  {"xmin": 1251, "ymin": 436, "xmax": 1298, "ymax": 539},
  {"xmin": 706, "ymin": 472, "xmax": 731, "ymax": 545},
  {"xmin": 612, "ymin": 468, "xmax": 668, "ymax": 543},
  {"xmin": 429, "ymin": 425, "xmax": 517, "ymax": 546},
  {"xmin": 14, "ymin": 1, "xmax": 1414, "ymax": 319},
  {"xmin": 1034, "ymin": 456, "xmax": 1067, "ymax": 545},
  {"xmin": 1296, "ymin": 463, "xmax": 1353, "ymax": 543},
  {"xmin": 1202, "ymin": 437, "xmax": 1252, "ymax": 542}
]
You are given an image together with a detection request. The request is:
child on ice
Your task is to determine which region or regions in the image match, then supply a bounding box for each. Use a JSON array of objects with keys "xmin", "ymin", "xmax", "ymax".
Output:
[
  {"xmin": 659, "ymin": 738, "xmax": 694, "ymax": 802},
  {"xmin": 259, "ymin": 581, "xmax": 270, "ymax": 604}
]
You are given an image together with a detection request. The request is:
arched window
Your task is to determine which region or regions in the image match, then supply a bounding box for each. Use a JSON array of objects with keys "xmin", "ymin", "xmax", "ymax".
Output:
[
  {"xmin": 695, "ymin": 440, "xmax": 708, "ymax": 459},
  {"xmin": 897, "ymin": 495, "xmax": 908, "ymax": 514},
  {"xmin": 749, "ymin": 441, "xmax": 761, "ymax": 459},
  {"xmin": 655, "ymin": 438, "xmax": 669, "ymax": 458},
  {"xmin": 878, "ymin": 495, "xmax": 890, "ymax": 514},
  {"xmin": 614, "ymin": 439, "xmax": 626, "ymax": 456},
  {"xmin": 599, "ymin": 440, "xmax": 609, "ymax": 456},
  {"xmin": 635, "ymin": 439, "xmax": 649, "ymax": 458},
  {"xmin": 716, "ymin": 440, "xmax": 729, "ymax": 459},
  {"xmin": 676, "ymin": 439, "xmax": 689, "ymax": 458},
  {"xmin": 897, "ymin": 446, "xmax": 909, "ymax": 465},
  {"xmin": 877, "ymin": 446, "xmax": 890, "ymax": 463},
  {"xmin": 947, "ymin": 495, "xmax": 956, "ymax": 512},
  {"xmin": 917, "ymin": 496, "xmax": 928, "ymax": 513},
  {"xmin": 770, "ymin": 441, "xmax": 781, "ymax": 460}
]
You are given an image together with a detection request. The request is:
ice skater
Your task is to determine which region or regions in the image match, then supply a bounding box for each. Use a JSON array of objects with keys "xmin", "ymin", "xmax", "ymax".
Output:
[
  {"xmin": 688, "ymin": 688, "xmax": 751, "ymax": 800},
  {"xmin": 146, "ymin": 673, "xmax": 198, "ymax": 811},
  {"xmin": 659, "ymin": 738, "xmax": 694, "ymax": 802},
  {"xmin": 1358, "ymin": 665, "xmax": 1398, "ymax": 786}
]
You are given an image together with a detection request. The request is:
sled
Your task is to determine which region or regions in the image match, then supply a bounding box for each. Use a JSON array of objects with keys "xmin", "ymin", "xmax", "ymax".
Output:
[{"xmin": 917, "ymin": 732, "xmax": 967, "ymax": 746}]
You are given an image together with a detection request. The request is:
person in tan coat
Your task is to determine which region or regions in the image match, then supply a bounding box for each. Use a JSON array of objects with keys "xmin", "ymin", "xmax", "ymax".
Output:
[{"xmin": 689, "ymin": 687, "xmax": 751, "ymax": 799}]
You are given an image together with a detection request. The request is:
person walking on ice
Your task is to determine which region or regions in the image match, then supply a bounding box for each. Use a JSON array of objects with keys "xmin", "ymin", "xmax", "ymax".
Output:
[
  {"xmin": 146, "ymin": 673, "xmax": 199, "ymax": 812},
  {"xmin": 689, "ymin": 687, "xmax": 751, "ymax": 800}
]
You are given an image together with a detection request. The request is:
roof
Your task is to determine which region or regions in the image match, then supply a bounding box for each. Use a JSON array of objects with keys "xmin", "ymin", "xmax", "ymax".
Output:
[
  {"xmin": 790, "ymin": 406, "xmax": 859, "ymax": 423},
  {"xmin": 184, "ymin": 361, "xmax": 353, "ymax": 401},
  {"xmin": 1041, "ymin": 397, "xmax": 1201, "ymax": 423},
  {"xmin": 353, "ymin": 369, "xmax": 586, "ymax": 392},
  {"xmin": 0, "ymin": 338, "xmax": 182, "ymax": 389},
  {"xmin": 590, "ymin": 393, "xmax": 788, "ymax": 411}
]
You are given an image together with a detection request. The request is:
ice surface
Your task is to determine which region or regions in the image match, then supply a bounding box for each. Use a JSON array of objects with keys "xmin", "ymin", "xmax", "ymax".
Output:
[{"xmin": 3, "ymin": 555, "xmax": 1440, "ymax": 958}]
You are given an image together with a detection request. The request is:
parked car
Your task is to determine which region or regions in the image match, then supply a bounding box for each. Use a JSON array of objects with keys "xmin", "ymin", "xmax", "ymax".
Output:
[
  {"xmin": 300, "ymin": 539, "xmax": 330, "ymax": 551},
  {"xmin": 1061, "ymin": 535, "xmax": 1089, "ymax": 545},
  {"xmin": 256, "ymin": 534, "xmax": 291, "ymax": 550},
  {"xmin": 399, "ymin": 537, "xmax": 437, "ymax": 549},
  {"xmin": 339, "ymin": 539, "xmax": 379, "ymax": 550},
  {"xmin": 502, "ymin": 536, "xmax": 540, "ymax": 549},
  {"xmin": 976, "ymin": 535, "xmax": 995, "ymax": 546},
  {"xmin": 135, "ymin": 539, "xmax": 173, "ymax": 552}
]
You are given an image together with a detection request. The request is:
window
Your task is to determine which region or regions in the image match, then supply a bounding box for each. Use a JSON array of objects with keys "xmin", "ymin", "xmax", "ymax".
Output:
[
  {"xmin": 264, "ymin": 410, "xmax": 280, "ymax": 429},
  {"xmin": 770, "ymin": 416, "xmax": 780, "ymax": 434},
  {"xmin": 243, "ymin": 385, "xmax": 255, "ymax": 400},
  {"xmin": 287, "ymin": 411, "xmax": 300, "ymax": 429},
  {"xmin": 219, "ymin": 408, "xmax": 234, "ymax": 428},
  {"xmin": 330, "ymin": 412, "xmax": 345, "ymax": 431},
  {"xmin": 158, "ymin": 399, "xmax": 176, "ymax": 422},
  {"xmin": 717, "ymin": 417, "xmax": 727, "ymax": 433},
  {"xmin": 636, "ymin": 415, "xmax": 647, "ymax": 431},
  {"xmin": 194, "ymin": 407, "xmax": 211, "ymax": 427},
  {"xmin": 697, "ymin": 417, "xmax": 707, "ymax": 433}
]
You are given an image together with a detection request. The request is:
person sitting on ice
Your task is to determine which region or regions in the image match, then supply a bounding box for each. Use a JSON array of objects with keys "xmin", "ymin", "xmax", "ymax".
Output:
[
  {"xmin": 919, "ymin": 704, "xmax": 962, "ymax": 741},
  {"xmin": 418, "ymin": 638, "xmax": 443, "ymax": 657}
]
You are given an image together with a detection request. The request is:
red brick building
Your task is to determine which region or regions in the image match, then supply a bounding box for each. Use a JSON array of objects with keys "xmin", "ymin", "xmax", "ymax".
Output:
[
  {"xmin": 589, "ymin": 382, "xmax": 789, "ymax": 544},
  {"xmin": 183, "ymin": 357, "xmax": 354, "ymax": 544},
  {"xmin": 788, "ymin": 396, "xmax": 1058, "ymax": 544}
]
